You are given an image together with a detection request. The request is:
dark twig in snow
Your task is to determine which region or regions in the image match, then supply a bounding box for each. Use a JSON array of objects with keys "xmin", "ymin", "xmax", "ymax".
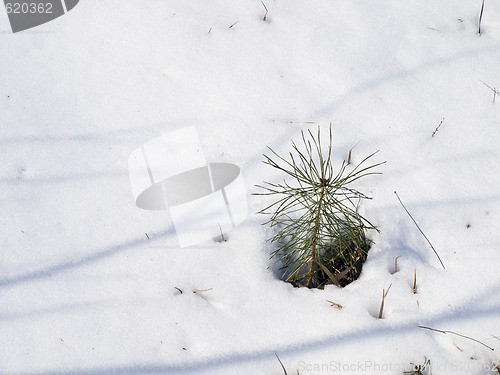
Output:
[
  {"xmin": 432, "ymin": 118, "xmax": 445, "ymax": 137},
  {"xmin": 481, "ymin": 81, "xmax": 499, "ymax": 103},
  {"xmin": 394, "ymin": 191, "xmax": 445, "ymax": 269},
  {"xmin": 419, "ymin": 325, "xmax": 494, "ymax": 351},
  {"xmin": 261, "ymin": 1, "xmax": 269, "ymax": 22}
]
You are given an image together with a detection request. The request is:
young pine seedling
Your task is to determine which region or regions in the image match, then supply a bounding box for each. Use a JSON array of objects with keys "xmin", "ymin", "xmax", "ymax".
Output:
[{"xmin": 256, "ymin": 126, "xmax": 384, "ymax": 288}]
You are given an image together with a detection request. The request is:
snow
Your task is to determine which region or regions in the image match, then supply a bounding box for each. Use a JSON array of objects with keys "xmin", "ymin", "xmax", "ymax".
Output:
[{"xmin": 0, "ymin": 0, "xmax": 499, "ymax": 374}]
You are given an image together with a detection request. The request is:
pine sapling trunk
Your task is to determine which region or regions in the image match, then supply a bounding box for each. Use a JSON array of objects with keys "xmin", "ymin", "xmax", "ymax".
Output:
[{"xmin": 305, "ymin": 180, "xmax": 326, "ymax": 287}]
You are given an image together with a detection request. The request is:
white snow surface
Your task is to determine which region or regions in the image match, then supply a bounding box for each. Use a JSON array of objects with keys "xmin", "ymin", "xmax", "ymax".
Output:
[{"xmin": 1, "ymin": 1, "xmax": 499, "ymax": 374}]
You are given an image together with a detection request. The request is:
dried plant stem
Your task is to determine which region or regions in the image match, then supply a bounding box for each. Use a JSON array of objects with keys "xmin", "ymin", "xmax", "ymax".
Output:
[
  {"xmin": 419, "ymin": 325, "xmax": 494, "ymax": 351},
  {"xmin": 394, "ymin": 191, "xmax": 445, "ymax": 269},
  {"xmin": 378, "ymin": 283, "xmax": 392, "ymax": 319},
  {"xmin": 394, "ymin": 256, "xmax": 402, "ymax": 273},
  {"xmin": 478, "ymin": 0, "xmax": 485, "ymax": 35}
]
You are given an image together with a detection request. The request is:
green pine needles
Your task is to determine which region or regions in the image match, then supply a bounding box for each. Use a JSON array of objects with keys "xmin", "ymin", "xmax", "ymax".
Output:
[{"xmin": 256, "ymin": 126, "xmax": 384, "ymax": 288}]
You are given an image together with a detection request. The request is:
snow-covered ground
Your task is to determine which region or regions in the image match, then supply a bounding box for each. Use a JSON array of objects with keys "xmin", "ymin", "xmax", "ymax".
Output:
[{"xmin": 1, "ymin": 1, "xmax": 499, "ymax": 374}]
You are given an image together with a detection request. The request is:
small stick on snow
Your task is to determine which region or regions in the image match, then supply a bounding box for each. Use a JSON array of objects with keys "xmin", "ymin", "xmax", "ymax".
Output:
[
  {"xmin": 145, "ymin": 232, "xmax": 150, "ymax": 240},
  {"xmin": 228, "ymin": 21, "xmax": 239, "ymax": 29},
  {"xmin": 174, "ymin": 287, "xmax": 183, "ymax": 294},
  {"xmin": 394, "ymin": 191, "xmax": 446, "ymax": 269},
  {"xmin": 326, "ymin": 300, "xmax": 343, "ymax": 308},
  {"xmin": 419, "ymin": 325, "xmax": 494, "ymax": 351}
]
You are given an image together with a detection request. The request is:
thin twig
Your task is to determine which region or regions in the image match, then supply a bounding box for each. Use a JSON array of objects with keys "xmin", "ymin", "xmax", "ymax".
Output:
[
  {"xmin": 394, "ymin": 191, "xmax": 445, "ymax": 269},
  {"xmin": 145, "ymin": 232, "xmax": 150, "ymax": 240},
  {"xmin": 228, "ymin": 20, "xmax": 239, "ymax": 29},
  {"xmin": 419, "ymin": 325, "xmax": 494, "ymax": 351},
  {"xmin": 432, "ymin": 118, "xmax": 445, "ymax": 137},
  {"xmin": 481, "ymin": 81, "xmax": 499, "ymax": 103},
  {"xmin": 174, "ymin": 287, "xmax": 183, "ymax": 294},
  {"xmin": 261, "ymin": 1, "xmax": 268, "ymax": 21}
]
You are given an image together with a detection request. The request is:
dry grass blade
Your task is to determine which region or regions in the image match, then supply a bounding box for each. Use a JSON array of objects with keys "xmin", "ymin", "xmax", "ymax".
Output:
[
  {"xmin": 378, "ymin": 283, "xmax": 392, "ymax": 319},
  {"xmin": 419, "ymin": 325, "xmax": 494, "ymax": 351},
  {"xmin": 318, "ymin": 261, "xmax": 342, "ymax": 287},
  {"xmin": 285, "ymin": 256, "xmax": 312, "ymax": 283},
  {"xmin": 218, "ymin": 223, "xmax": 226, "ymax": 242},
  {"xmin": 478, "ymin": 0, "xmax": 485, "ymax": 35},
  {"xmin": 275, "ymin": 352, "xmax": 288, "ymax": 375},
  {"xmin": 347, "ymin": 140, "xmax": 361, "ymax": 165},
  {"xmin": 193, "ymin": 288, "xmax": 213, "ymax": 293},
  {"xmin": 413, "ymin": 268, "xmax": 417, "ymax": 294},
  {"xmin": 394, "ymin": 256, "xmax": 401, "ymax": 273},
  {"xmin": 394, "ymin": 191, "xmax": 445, "ymax": 269}
]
